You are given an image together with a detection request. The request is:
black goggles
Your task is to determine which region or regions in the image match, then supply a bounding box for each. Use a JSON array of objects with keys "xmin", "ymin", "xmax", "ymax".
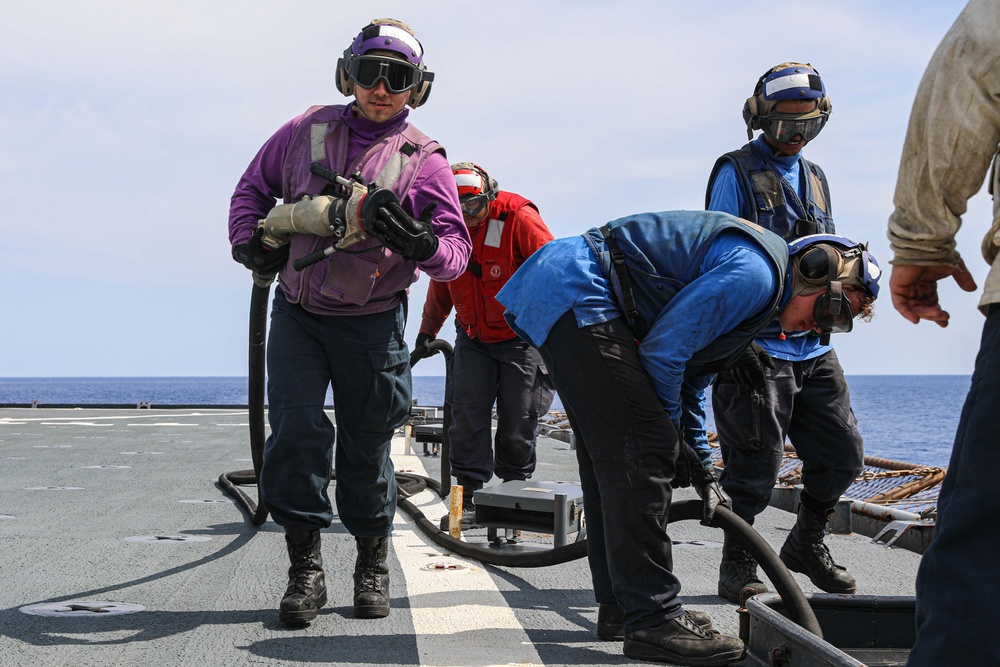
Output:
[
  {"xmin": 459, "ymin": 194, "xmax": 489, "ymax": 218},
  {"xmin": 347, "ymin": 55, "xmax": 425, "ymax": 94},
  {"xmin": 813, "ymin": 287, "xmax": 854, "ymax": 335},
  {"xmin": 760, "ymin": 112, "xmax": 828, "ymax": 144}
]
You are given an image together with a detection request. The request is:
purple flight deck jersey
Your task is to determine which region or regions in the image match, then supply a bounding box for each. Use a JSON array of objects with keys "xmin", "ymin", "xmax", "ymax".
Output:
[{"xmin": 229, "ymin": 104, "xmax": 470, "ymax": 315}]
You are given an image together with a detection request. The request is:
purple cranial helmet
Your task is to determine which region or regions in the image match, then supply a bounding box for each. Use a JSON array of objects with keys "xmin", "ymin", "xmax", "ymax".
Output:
[
  {"xmin": 349, "ymin": 18, "xmax": 424, "ymax": 66},
  {"xmin": 336, "ymin": 18, "xmax": 434, "ymax": 108}
]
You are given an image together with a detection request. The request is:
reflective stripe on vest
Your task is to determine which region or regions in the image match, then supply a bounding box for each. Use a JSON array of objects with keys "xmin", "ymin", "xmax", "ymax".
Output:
[{"xmin": 310, "ymin": 121, "xmax": 411, "ymax": 190}]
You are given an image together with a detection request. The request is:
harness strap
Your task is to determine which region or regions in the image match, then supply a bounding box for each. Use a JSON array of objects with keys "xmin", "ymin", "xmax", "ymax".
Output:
[{"xmin": 599, "ymin": 224, "xmax": 639, "ymax": 331}]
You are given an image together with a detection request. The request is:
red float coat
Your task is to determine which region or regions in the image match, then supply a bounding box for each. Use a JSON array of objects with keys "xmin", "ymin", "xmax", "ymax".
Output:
[{"xmin": 420, "ymin": 191, "xmax": 553, "ymax": 343}]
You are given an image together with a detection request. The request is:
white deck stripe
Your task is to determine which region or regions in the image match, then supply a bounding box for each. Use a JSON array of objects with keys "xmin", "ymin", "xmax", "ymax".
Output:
[{"xmin": 391, "ymin": 441, "xmax": 543, "ymax": 667}]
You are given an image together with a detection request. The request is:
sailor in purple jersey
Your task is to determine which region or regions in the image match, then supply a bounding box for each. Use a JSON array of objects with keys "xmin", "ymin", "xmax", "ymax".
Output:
[{"xmin": 228, "ymin": 18, "xmax": 470, "ymax": 627}]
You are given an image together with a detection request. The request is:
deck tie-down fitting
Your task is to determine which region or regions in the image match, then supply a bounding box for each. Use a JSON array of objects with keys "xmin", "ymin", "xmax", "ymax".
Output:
[
  {"xmin": 59, "ymin": 604, "xmax": 115, "ymax": 614},
  {"xmin": 872, "ymin": 519, "xmax": 932, "ymax": 548}
]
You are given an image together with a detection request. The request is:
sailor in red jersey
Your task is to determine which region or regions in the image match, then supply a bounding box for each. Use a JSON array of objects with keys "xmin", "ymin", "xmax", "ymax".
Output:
[{"xmin": 417, "ymin": 163, "xmax": 556, "ymax": 528}]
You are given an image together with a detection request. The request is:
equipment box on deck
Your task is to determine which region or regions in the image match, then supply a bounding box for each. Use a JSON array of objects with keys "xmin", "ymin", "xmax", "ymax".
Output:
[{"xmin": 473, "ymin": 480, "xmax": 584, "ymax": 544}]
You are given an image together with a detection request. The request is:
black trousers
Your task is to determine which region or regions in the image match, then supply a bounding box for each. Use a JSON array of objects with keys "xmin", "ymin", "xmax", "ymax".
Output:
[
  {"xmin": 446, "ymin": 326, "xmax": 555, "ymax": 483},
  {"xmin": 538, "ymin": 312, "xmax": 685, "ymax": 633},
  {"xmin": 713, "ymin": 349, "xmax": 864, "ymax": 520},
  {"xmin": 909, "ymin": 305, "xmax": 1000, "ymax": 666}
]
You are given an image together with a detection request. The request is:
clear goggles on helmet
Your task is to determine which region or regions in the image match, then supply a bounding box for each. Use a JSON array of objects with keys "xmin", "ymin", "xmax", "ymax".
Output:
[
  {"xmin": 760, "ymin": 111, "xmax": 829, "ymax": 144},
  {"xmin": 346, "ymin": 55, "xmax": 425, "ymax": 93},
  {"xmin": 813, "ymin": 287, "xmax": 854, "ymax": 334},
  {"xmin": 459, "ymin": 194, "xmax": 490, "ymax": 218}
]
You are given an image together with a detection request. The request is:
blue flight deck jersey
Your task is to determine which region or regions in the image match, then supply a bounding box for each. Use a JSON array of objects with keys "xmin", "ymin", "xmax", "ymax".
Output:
[
  {"xmin": 708, "ymin": 136, "xmax": 832, "ymax": 362},
  {"xmin": 497, "ymin": 221, "xmax": 787, "ymax": 433}
]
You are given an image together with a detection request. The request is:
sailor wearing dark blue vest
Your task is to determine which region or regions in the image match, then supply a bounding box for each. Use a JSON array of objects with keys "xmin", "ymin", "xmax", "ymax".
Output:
[
  {"xmin": 705, "ymin": 62, "xmax": 868, "ymax": 604},
  {"xmin": 496, "ymin": 210, "xmax": 879, "ymax": 666}
]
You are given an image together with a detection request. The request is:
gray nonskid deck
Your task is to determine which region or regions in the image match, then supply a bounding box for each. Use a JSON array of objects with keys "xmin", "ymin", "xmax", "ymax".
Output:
[{"xmin": 0, "ymin": 408, "xmax": 921, "ymax": 666}]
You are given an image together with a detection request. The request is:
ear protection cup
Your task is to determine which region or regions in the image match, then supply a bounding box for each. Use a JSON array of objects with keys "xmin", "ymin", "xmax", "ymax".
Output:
[
  {"xmin": 743, "ymin": 96, "xmax": 760, "ymax": 130},
  {"xmin": 743, "ymin": 68, "xmax": 770, "ymax": 135},
  {"xmin": 407, "ymin": 80, "xmax": 432, "ymax": 108},
  {"xmin": 336, "ymin": 55, "xmax": 354, "ymax": 97}
]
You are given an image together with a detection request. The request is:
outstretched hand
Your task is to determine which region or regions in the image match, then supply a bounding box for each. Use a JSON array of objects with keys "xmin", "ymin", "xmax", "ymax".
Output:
[{"xmin": 889, "ymin": 260, "xmax": 977, "ymax": 327}]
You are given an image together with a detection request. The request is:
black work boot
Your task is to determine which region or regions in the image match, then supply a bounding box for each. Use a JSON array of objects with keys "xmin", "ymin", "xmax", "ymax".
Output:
[
  {"xmin": 354, "ymin": 536, "xmax": 391, "ymax": 618},
  {"xmin": 623, "ymin": 613, "xmax": 745, "ymax": 665},
  {"xmin": 438, "ymin": 478, "xmax": 483, "ymax": 531},
  {"xmin": 279, "ymin": 526, "xmax": 327, "ymax": 625},
  {"xmin": 718, "ymin": 534, "xmax": 769, "ymax": 604},
  {"xmin": 779, "ymin": 505, "xmax": 857, "ymax": 594},
  {"xmin": 597, "ymin": 603, "xmax": 713, "ymax": 642}
]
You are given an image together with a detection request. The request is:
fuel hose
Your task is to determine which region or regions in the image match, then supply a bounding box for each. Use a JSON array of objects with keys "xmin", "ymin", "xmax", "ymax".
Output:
[{"xmin": 221, "ymin": 282, "xmax": 821, "ymax": 637}]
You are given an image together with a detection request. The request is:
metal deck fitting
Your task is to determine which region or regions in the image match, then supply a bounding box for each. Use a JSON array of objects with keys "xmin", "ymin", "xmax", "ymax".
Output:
[{"xmin": 742, "ymin": 593, "xmax": 915, "ymax": 666}]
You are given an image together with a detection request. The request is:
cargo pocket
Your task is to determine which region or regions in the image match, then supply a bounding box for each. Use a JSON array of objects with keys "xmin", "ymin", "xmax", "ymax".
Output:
[
  {"xmin": 360, "ymin": 343, "xmax": 411, "ymax": 434},
  {"xmin": 629, "ymin": 437, "xmax": 676, "ymax": 516},
  {"xmin": 531, "ymin": 363, "xmax": 557, "ymax": 418},
  {"xmin": 714, "ymin": 382, "xmax": 766, "ymax": 452}
]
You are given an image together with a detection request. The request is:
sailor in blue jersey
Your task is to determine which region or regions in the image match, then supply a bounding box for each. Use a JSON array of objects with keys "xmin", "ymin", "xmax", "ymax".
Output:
[
  {"xmin": 705, "ymin": 62, "xmax": 867, "ymax": 604},
  {"xmin": 497, "ymin": 210, "xmax": 879, "ymax": 666}
]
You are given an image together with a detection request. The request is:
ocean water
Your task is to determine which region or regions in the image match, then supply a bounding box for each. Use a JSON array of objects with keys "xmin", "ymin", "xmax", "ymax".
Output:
[{"xmin": 0, "ymin": 375, "xmax": 967, "ymax": 468}]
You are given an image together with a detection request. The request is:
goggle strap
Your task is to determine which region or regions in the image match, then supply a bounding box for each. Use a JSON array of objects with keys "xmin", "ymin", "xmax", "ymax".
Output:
[
  {"xmin": 827, "ymin": 281, "xmax": 844, "ymax": 316},
  {"xmin": 825, "ymin": 245, "xmax": 842, "ymax": 316}
]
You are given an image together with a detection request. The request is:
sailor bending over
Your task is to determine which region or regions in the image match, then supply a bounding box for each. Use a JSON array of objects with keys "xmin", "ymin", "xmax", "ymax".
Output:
[{"xmin": 498, "ymin": 210, "xmax": 879, "ymax": 666}]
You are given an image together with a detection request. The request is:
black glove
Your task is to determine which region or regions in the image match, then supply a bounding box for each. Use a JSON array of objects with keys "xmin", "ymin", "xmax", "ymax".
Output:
[
  {"xmin": 670, "ymin": 434, "xmax": 731, "ymax": 525},
  {"xmin": 671, "ymin": 438, "xmax": 713, "ymax": 487},
  {"xmin": 682, "ymin": 441, "xmax": 730, "ymax": 525},
  {"xmin": 728, "ymin": 342, "xmax": 775, "ymax": 392},
  {"xmin": 695, "ymin": 479, "xmax": 730, "ymax": 526},
  {"xmin": 232, "ymin": 227, "xmax": 290, "ymax": 275},
  {"xmin": 371, "ymin": 201, "xmax": 439, "ymax": 262},
  {"xmin": 414, "ymin": 332, "xmax": 434, "ymax": 355}
]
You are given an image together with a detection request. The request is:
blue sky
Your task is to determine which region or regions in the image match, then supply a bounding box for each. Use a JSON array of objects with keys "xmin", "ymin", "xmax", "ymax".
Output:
[{"xmin": 1, "ymin": 0, "xmax": 986, "ymax": 377}]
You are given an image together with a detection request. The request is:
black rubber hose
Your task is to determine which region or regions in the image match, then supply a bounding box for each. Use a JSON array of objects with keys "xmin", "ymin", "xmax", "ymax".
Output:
[
  {"xmin": 409, "ymin": 338, "xmax": 455, "ymax": 493},
  {"xmin": 409, "ymin": 338, "xmax": 454, "ymax": 369},
  {"xmin": 677, "ymin": 501, "xmax": 822, "ymax": 638},
  {"xmin": 392, "ymin": 475, "xmax": 821, "ymax": 637},
  {"xmin": 227, "ymin": 283, "xmax": 820, "ymax": 633},
  {"xmin": 248, "ymin": 281, "xmax": 269, "ymax": 490},
  {"xmin": 219, "ymin": 279, "xmax": 271, "ymax": 526}
]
